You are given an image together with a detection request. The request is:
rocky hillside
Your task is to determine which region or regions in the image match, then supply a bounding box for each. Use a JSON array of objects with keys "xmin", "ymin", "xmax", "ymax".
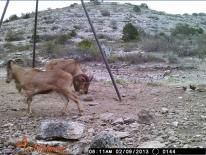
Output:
[
  {"xmin": 1, "ymin": 2, "xmax": 206, "ymax": 40},
  {"xmin": 0, "ymin": 2, "xmax": 206, "ymax": 65}
]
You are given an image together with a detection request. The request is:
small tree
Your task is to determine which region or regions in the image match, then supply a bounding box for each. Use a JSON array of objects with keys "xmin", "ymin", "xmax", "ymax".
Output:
[
  {"xmin": 133, "ymin": 5, "xmax": 141, "ymax": 13},
  {"xmin": 122, "ymin": 23, "xmax": 139, "ymax": 42}
]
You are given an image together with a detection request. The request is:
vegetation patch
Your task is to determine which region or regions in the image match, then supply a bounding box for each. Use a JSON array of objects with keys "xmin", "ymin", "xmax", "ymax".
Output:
[
  {"xmin": 133, "ymin": 5, "xmax": 141, "ymax": 13},
  {"xmin": 122, "ymin": 23, "xmax": 140, "ymax": 42},
  {"xmin": 171, "ymin": 23, "xmax": 204, "ymax": 36},
  {"xmin": 5, "ymin": 30, "xmax": 24, "ymax": 41}
]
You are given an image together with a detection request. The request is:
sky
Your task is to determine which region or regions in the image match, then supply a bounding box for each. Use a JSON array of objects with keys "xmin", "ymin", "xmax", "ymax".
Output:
[{"xmin": 1, "ymin": 1, "xmax": 206, "ymax": 20}]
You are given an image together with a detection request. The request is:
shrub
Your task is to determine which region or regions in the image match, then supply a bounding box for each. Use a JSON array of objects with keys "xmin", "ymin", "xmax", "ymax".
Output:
[
  {"xmin": 141, "ymin": 36, "xmax": 177, "ymax": 53},
  {"xmin": 41, "ymin": 40, "xmax": 56, "ymax": 54},
  {"xmin": 70, "ymin": 30, "xmax": 77, "ymax": 37},
  {"xmin": 122, "ymin": 23, "xmax": 140, "ymax": 42},
  {"xmin": 5, "ymin": 30, "xmax": 24, "ymax": 41},
  {"xmin": 4, "ymin": 42, "xmax": 31, "ymax": 52},
  {"xmin": 116, "ymin": 78, "xmax": 129, "ymax": 86},
  {"xmin": 192, "ymin": 13, "xmax": 198, "ymax": 16},
  {"xmin": 100, "ymin": 10, "xmax": 110, "ymax": 16},
  {"xmin": 77, "ymin": 39, "xmax": 101, "ymax": 61},
  {"xmin": 78, "ymin": 39, "xmax": 93, "ymax": 49},
  {"xmin": 3, "ymin": 42, "xmax": 16, "ymax": 51},
  {"xmin": 31, "ymin": 34, "xmax": 40, "ymax": 43},
  {"xmin": 140, "ymin": 3, "xmax": 149, "ymax": 9},
  {"xmin": 133, "ymin": 6, "xmax": 141, "ymax": 13},
  {"xmin": 108, "ymin": 54, "xmax": 119, "ymax": 63},
  {"xmin": 21, "ymin": 13, "xmax": 31, "ymax": 19},
  {"xmin": 171, "ymin": 23, "xmax": 204, "ymax": 36},
  {"xmin": 8, "ymin": 14, "xmax": 18, "ymax": 21},
  {"xmin": 17, "ymin": 44, "xmax": 31, "ymax": 51},
  {"xmin": 3, "ymin": 19, "xmax": 9, "ymax": 23},
  {"xmin": 109, "ymin": 53, "xmax": 165, "ymax": 64},
  {"xmin": 54, "ymin": 34, "xmax": 71, "ymax": 44},
  {"xmin": 110, "ymin": 20, "xmax": 117, "ymax": 30},
  {"xmin": 167, "ymin": 53, "xmax": 179, "ymax": 64}
]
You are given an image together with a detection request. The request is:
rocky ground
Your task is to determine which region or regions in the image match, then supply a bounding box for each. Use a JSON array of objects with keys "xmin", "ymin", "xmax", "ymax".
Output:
[{"xmin": 1, "ymin": 60, "xmax": 206, "ymax": 155}]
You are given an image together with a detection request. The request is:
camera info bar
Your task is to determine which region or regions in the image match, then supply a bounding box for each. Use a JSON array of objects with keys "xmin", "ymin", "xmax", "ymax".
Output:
[{"xmin": 88, "ymin": 148, "xmax": 206, "ymax": 155}]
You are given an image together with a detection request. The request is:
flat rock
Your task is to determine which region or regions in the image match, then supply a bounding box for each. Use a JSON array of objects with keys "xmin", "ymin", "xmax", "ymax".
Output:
[
  {"xmin": 113, "ymin": 131, "xmax": 129, "ymax": 139},
  {"xmin": 137, "ymin": 110, "xmax": 153, "ymax": 125},
  {"xmin": 88, "ymin": 102, "xmax": 99, "ymax": 106},
  {"xmin": 112, "ymin": 118, "xmax": 124, "ymax": 125},
  {"xmin": 138, "ymin": 140, "xmax": 166, "ymax": 148},
  {"xmin": 90, "ymin": 131, "xmax": 122, "ymax": 148},
  {"xmin": 161, "ymin": 107, "xmax": 169, "ymax": 113},
  {"xmin": 40, "ymin": 120, "xmax": 85, "ymax": 140},
  {"xmin": 100, "ymin": 113, "xmax": 114, "ymax": 122},
  {"xmin": 123, "ymin": 116, "xmax": 136, "ymax": 124},
  {"xmin": 80, "ymin": 95, "xmax": 94, "ymax": 101},
  {"xmin": 171, "ymin": 121, "xmax": 178, "ymax": 127}
]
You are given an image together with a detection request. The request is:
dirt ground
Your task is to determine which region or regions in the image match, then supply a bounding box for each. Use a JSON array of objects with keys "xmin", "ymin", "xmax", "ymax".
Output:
[{"xmin": 0, "ymin": 61, "xmax": 206, "ymax": 154}]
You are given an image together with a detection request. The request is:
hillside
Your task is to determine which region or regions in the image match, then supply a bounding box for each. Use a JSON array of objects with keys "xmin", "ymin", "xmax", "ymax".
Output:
[{"xmin": 0, "ymin": 2, "xmax": 206, "ymax": 65}]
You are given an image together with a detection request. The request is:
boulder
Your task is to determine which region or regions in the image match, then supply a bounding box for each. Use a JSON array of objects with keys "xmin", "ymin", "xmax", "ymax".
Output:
[{"xmin": 40, "ymin": 120, "xmax": 85, "ymax": 140}]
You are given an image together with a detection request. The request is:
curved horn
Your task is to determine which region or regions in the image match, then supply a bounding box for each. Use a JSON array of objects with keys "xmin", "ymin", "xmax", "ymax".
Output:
[{"xmin": 88, "ymin": 74, "xmax": 93, "ymax": 82}]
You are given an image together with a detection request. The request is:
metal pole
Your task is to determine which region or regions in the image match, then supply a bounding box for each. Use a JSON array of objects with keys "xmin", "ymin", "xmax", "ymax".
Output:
[
  {"xmin": 32, "ymin": 0, "xmax": 39, "ymax": 68},
  {"xmin": 81, "ymin": 0, "xmax": 122, "ymax": 101},
  {"xmin": 0, "ymin": 0, "xmax": 10, "ymax": 29}
]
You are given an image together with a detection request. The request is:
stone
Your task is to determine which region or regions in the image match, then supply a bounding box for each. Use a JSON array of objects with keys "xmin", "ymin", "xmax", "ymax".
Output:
[
  {"xmin": 183, "ymin": 144, "xmax": 189, "ymax": 148},
  {"xmin": 161, "ymin": 107, "xmax": 169, "ymax": 114},
  {"xmin": 113, "ymin": 131, "xmax": 129, "ymax": 139},
  {"xmin": 88, "ymin": 102, "xmax": 99, "ymax": 106},
  {"xmin": 100, "ymin": 113, "xmax": 114, "ymax": 122},
  {"xmin": 90, "ymin": 131, "xmax": 122, "ymax": 148},
  {"xmin": 80, "ymin": 95, "xmax": 94, "ymax": 102},
  {"xmin": 112, "ymin": 118, "xmax": 124, "ymax": 125},
  {"xmin": 129, "ymin": 122, "xmax": 140, "ymax": 128},
  {"xmin": 88, "ymin": 128, "xmax": 95, "ymax": 133},
  {"xmin": 40, "ymin": 120, "xmax": 85, "ymax": 140},
  {"xmin": 168, "ymin": 136, "xmax": 178, "ymax": 142},
  {"xmin": 171, "ymin": 121, "xmax": 178, "ymax": 127},
  {"xmin": 138, "ymin": 141, "xmax": 166, "ymax": 148},
  {"xmin": 2, "ymin": 123, "xmax": 14, "ymax": 128},
  {"xmin": 137, "ymin": 110, "xmax": 153, "ymax": 125},
  {"xmin": 123, "ymin": 116, "xmax": 136, "ymax": 124}
]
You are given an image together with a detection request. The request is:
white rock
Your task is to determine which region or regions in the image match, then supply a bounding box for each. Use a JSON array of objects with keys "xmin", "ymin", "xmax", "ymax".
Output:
[
  {"xmin": 40, "ymin": 120, "xmax": 85, "ymax": 140},
  {"xmin": 138, "ymin": 141, "xmax": 166, "ymax": 148},
  {"xmin": 112, "ymin": 118, "xmax": 124, "ymax": 125},
  {"xmin": 100, "ymin": 113, "xmax": 114, "ymax": 122},
  {"xmin": 2, "ymin": 123, "xmax": 14, "ymax": 128},
  {"xmin": 171, "ymin": 121, "xmax": 178, "ymax": 127},
  {"xmin": 88, "ymin": 102, "xmax": 99, "ymax": 106},
  {"xmin": 113, "ymin": 131, "xmax": 129, "ymax": 139},
  {"xmin": 129, "ymin": 122, "xmax": 140, "ymax": 128},
  {"xmin": 161, "ymin": 107, "xmax": 169, "ymax": 113}
]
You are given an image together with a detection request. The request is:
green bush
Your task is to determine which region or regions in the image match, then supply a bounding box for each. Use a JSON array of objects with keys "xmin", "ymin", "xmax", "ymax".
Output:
[
  {"xmin": 31, "ymin": 34, "xmax": 40, "ymax": 43},
  {"xmin": 100, "ymin": 10, "xmax": 110, "ymax": 16},
  {"xmin": 171, "ymin": 23, "xmax": 204, "ymax": 36},
  {"xmin": 122, "ymin": 23, "xmax": 140, "ymax": 42},
  {"xmin": 76, "ymin": 39, "xmax": 101, "ymax": 61},
  {"xmin": 21, "ymin": 13, "xmax": 31, "ymax": 19},
  {"xmin": 54, "ymin": 34, "xmax": 71, "ymax": 44},
  {"xmin": 70, "ymin": 30, "xmax": 77, "ymax": 37},
  {"xmin": 17, "ymin": 44, "xmax": 31, "ymax": 51},
  {"xmin": 167, "ymin": 53, "xmax": 179, "ymax": 64},
  {"xmin": 110, "ymin": 20, "xmax": 117, "ymax": 30},
  {"xmin": 108, "ymin": 53, "xmax": 165, "ymax": 64},
  {"xmin": 5, "ymin": 30, "xmax": 24, "ymax": 41},
  {"xmin": 140, "ymin": 3, "xmax": 149, "ymax": 9},
  {"xmin": 133, "ymin": 6, "xmax": 141, "ymax": 13},
  {"xmin": 78, "ymin": 39, "xmax": 93, "ymax": 49},
  {"xmin": 8, "ymin": 14, "xmax": 19, "ymax": 21},
  {"xmin": 4, "ymin": 42, "xmax": 31, "ymax": 52}
]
